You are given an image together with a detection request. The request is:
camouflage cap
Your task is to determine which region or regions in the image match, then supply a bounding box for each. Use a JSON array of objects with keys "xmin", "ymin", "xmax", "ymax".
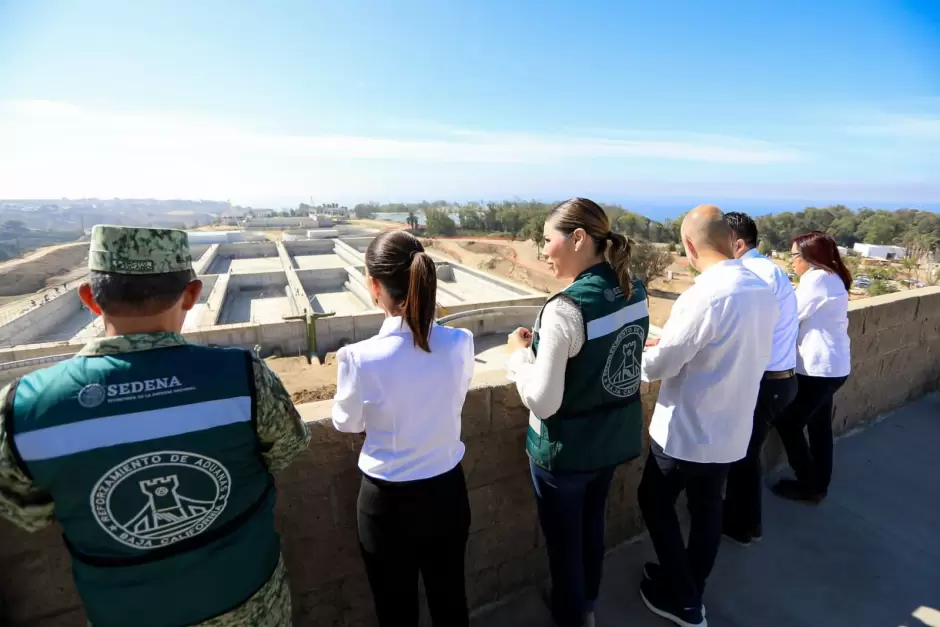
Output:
[{"xmin": 88, "ymin": 225, "xmax": 193, "ymax": 275}]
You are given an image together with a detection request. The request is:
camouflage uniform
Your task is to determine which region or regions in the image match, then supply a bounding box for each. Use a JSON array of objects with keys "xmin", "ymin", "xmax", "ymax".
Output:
[{"xmin": 0, "ymin": 225, "xmax": 310, "ymax": 626}]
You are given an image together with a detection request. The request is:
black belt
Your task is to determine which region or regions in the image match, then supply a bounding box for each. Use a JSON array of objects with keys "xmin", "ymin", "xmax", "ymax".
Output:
[{"xmin": 763, "ymin": 369, "xmax": 795, "ymax": 380}]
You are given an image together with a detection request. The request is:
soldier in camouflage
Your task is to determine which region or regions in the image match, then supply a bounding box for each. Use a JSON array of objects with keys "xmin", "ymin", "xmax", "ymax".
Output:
[{"xmin": 0, "ymin": 225, "xmax": 310, "ymax": 626}]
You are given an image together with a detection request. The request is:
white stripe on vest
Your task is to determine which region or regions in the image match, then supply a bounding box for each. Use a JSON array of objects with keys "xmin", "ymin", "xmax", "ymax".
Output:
[
  {"xmin": 15, "ymin": 396, "xmax": 252, "ymax": 461},
  {"xmin": 586, "ymin": 299, "xmax": 650, "ymax": 340}
]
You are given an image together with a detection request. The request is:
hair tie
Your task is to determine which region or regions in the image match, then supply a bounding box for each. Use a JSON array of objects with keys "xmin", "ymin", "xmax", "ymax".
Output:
[{"xmin": 605, "ymin": 232, "xmax": 614, "ymax": 241}]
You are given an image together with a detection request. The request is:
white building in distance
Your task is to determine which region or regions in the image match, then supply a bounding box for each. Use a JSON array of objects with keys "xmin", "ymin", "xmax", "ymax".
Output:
[{"xmin": 853, "ymin": 243, "xmax": 907, "ymax": 260}]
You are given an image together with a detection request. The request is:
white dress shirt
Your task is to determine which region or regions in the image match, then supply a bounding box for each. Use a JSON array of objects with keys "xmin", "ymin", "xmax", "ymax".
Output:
[
  {"xmin": 740, "ymin": 248, "xmax": 799, "ymax": 371},
  {"xmin": 642, "ymin": 259, "xmax": 778, "ymax": 463},
  {"xmin": 505, "ymin": 297, "xmax": 585, "ymax": 419},
  {"xmin": 794, "ymin": 268, "xmax": 851, "ymax": 378},
  {"xmin": 332, "ymin": 316, "xmax": 475, "ymax": 482}
]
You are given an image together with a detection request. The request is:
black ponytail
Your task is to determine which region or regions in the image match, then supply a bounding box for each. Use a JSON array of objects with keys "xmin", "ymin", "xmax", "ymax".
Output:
[
  {"xmin": 365, "ymin": 231, "xmax": 438, "ymax": 352},
  {"xmin": 403, "ymin": 252, "xmax": 437, "ymax": 352}
]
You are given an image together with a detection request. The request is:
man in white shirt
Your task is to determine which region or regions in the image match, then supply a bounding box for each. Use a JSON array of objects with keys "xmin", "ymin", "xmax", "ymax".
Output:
[
  {"xmin": 721, "ymin": 212, "xmax": 800, "ymax": 547},
  {"xmin": 637, "ymin": 205, "xmax": 778, "ymax": 627}
]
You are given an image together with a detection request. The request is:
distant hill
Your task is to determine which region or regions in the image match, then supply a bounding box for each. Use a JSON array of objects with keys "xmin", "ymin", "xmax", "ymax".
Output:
[{"xmin": 0, "ymin": 198, "xmax": 237, "ymax": 231}]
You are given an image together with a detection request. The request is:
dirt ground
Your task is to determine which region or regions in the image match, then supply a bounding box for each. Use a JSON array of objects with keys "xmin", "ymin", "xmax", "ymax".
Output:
[
  {"xmin": 0, "ymin": 242, "xmax": 88, "ymax": 296},
  {"xmin": 266, "ymin": 354, "xmax": 340, "ymax": 404},
  {"xmin": 347, "ymin": 218, "xmax": 408, "ymax": 232},
  {"xmin": 0, "ymin": 243, "xmax": 90, "ymax": 320}
]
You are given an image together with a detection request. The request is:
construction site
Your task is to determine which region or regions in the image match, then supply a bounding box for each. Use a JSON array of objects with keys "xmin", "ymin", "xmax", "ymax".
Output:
[{"xmin": 0, "ymin": 226, "xmax": 553, "ymax": 401}]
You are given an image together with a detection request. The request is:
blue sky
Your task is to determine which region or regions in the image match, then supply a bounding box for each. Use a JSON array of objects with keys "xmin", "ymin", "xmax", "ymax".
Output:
[{"xmin": 0, "ymin": 0, "xmax": 938, "ymax": 211}]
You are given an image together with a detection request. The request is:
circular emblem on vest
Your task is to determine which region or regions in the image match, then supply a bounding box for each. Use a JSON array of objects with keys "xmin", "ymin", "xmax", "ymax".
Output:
[
  {"xmin": 601, "ymin": 324, "xmax": 644, "ymax": 398},
  {"xmin": 77, "ymin": 384, "xmax": 107, "ymax": 409},
  {"xmin": 604, "ymin": 288, "xmax": 616, "ymax": 302},
  {"xmin": 90, "ymin": 451, "xmax": 232, "ymax": 550}
]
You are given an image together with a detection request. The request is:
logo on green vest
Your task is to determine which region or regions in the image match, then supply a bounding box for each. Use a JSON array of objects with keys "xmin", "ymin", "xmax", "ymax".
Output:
[
  {"xmin": 601, "ymin": 324, "xmax": 643, "ymax": 398},
  {"xmin": 77, "ymin": 384, "xmax": 107, "ymax": 409},
  {"xmin": 90, "ymin": 451, "xmax": 232, "ymax": 550}
]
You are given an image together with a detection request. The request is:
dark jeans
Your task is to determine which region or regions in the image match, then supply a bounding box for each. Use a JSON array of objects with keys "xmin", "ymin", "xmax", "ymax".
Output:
[
  {"xmin": 637, "ymin": 442, "xmax": 729, "ymax": 608},
  {"xmin": 357, "ymin": 463, "xmax": 471, "ymax": 627},
  {"xmin": 776, "ymin": 374, "xmax": 848, "ymax": 493},
  {"xmin": 530, "ymin": 458, "xmax": 616, "ymax": 627},
  {"xmin": 724, "ymin": 375, "xmax": 799, "ymax": 531}
]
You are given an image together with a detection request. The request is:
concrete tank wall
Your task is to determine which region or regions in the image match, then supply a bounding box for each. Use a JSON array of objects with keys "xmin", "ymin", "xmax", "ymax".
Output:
[
  {"xmin": 0, "ymin": 289, "xmax": 83, "ymax": 347},
  {"xmin": 343, "ymin": 267, "xmax": 372, "ymax": 307},
  {"xmin": 275, "ymin": 242, "xmax": 310, "ymax": 316},
  {"xmin": 296, "ymin": 268, "xmax": 349, "ymax": 292},
  {"xmin": 305, "ymin": 229, "xmax": 340, "ymax": 239},
  {"xmin": 283, "ymin": 240, "xmax": 336, "ymax": 255},
  {"xmin": 217, "ymin": 242, "xmax": 279, "ymax": 258},
  {"xmin": 228, "ymin": 272, "xmax": 288, "ymax": 289},
  {"xmin": 192, "ymin": 244, "xmax": 220, "ymax": 275},
  {"xmin": 338, "ymin": 237, "xmax": 373, "ymax": 253}
]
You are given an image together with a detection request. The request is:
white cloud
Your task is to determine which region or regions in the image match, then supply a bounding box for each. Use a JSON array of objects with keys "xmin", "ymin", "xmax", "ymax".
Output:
[
  {"xmin": 844, "ymin": 114, "xmax": 940, "ymax": 140},
  {"xmin": 0, "ymin": 100, "xmax": 802, "ymax": 203}
]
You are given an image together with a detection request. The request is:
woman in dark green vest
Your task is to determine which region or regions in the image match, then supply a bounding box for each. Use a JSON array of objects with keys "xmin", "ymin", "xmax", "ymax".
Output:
[{"xmin": 507, "ymin": 198, "xmax": 649, "ymax": 627}]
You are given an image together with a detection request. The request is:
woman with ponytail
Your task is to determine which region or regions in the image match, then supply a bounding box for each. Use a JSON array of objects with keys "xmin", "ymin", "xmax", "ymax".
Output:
[
  {"xmin": 331, "ymin": 230, "xmax": 474, "ymax": 627},
  {"xmin": 506, "ymin": 198, "xmax": 649, "ymax": 627},
  {"xmin": 772, "ymin": 231, "xmax": 852, "ymax": 505}
]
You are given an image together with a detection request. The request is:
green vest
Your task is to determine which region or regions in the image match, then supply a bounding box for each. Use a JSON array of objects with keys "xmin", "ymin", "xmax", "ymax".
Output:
[
  {"xmin": 6, "ymin": 345, "xmax": 280, "ymax": 627},
  {"xmin": 526, "ymin": 263, "xmax": 649, "ymax": 472}
]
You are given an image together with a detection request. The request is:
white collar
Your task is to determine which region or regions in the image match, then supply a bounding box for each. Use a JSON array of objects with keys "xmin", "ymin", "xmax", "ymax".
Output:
[
  {"xmin": 378, "ymin": 316, "xmax": 410, "ymax": 337},
  {"xmin": 693, "ymin": 258, "xmax": 736, "ymax": 283}
]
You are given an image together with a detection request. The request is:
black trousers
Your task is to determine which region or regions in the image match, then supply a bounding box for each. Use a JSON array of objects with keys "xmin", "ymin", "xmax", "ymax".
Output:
[
  {"xmin": 637, "ymin": 442, "xmax": 729, "ymax": 608},
  {"xmin": 724, "ymin": 375, "xmax": 798, "ymax": 532},
  {"xmin": 357, "ymin": 463, "xmax": 471, "ymax": 627},
  {"xmin": 775, "ymin": 374, "xmax": 848, "ymax": 493}
]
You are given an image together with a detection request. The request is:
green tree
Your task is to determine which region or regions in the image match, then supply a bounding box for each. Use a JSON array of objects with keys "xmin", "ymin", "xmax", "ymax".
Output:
[
  {"xmin": 497, "ymin": 205, "xmax": 525, "ymax": 238},
  {"xmin": 483, "ymin": 204, "xmax": 501, "ymax": 232},
  {"xmin": 870, "ymin": 266, "xmax": 898, "ymax": 281},
  {"xmin": 867, "ymin": 279, "xmax": 898, "ymax": 296},
  {"xmin": 1, "ymin": 219, "xmax": 26, "ymax": 233},
  {"xmin": 458, "ymin": 207, "xmax": 485, "ymax": 231},
  {"xmin": 757, "ymin": 240, "xmax": 772, "ymax": 255},
  {"xmin": 631, "ymin": 241, "xmax": 673, "ymax": 287},
  {"xmin": 424, "ymin": 208, "xmax": 457, "ymax": 236},
  {"xmin": 901, "ymin": 257, "xmax": 918, "ymax": 279},
  {"xmin": 522, "ymin": 215, "xmax": 546, "ymax": 254},
  {"xmin": 857, "ymin": 212, "xmax": 899, "ymax": 244},
  {"xmin": 353, "ymin": 203, "xmax": 377, "ymax": 219}
]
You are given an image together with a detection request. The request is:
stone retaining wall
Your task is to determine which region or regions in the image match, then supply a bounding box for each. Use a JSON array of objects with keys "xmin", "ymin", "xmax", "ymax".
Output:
[{"xmin": 2, "ymin": 287, "xmax": 939, "ymax": 626}]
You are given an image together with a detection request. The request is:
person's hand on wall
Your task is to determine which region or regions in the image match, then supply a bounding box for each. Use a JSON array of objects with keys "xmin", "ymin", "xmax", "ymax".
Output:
[{"xmin": 508, "ymin": 327, "xmax": 533, "ymax": 351}]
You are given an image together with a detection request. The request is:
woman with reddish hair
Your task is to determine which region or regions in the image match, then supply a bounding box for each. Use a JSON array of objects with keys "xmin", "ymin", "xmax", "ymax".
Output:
[{"xmin": 773, "ymin": 231, "xmax": 852, "ymax": 504}]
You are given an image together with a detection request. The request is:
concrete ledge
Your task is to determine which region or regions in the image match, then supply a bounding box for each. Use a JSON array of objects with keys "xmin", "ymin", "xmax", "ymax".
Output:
[{"xmin": 2, "ymin": 287, "xmax": 939, "ymax": 626}]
